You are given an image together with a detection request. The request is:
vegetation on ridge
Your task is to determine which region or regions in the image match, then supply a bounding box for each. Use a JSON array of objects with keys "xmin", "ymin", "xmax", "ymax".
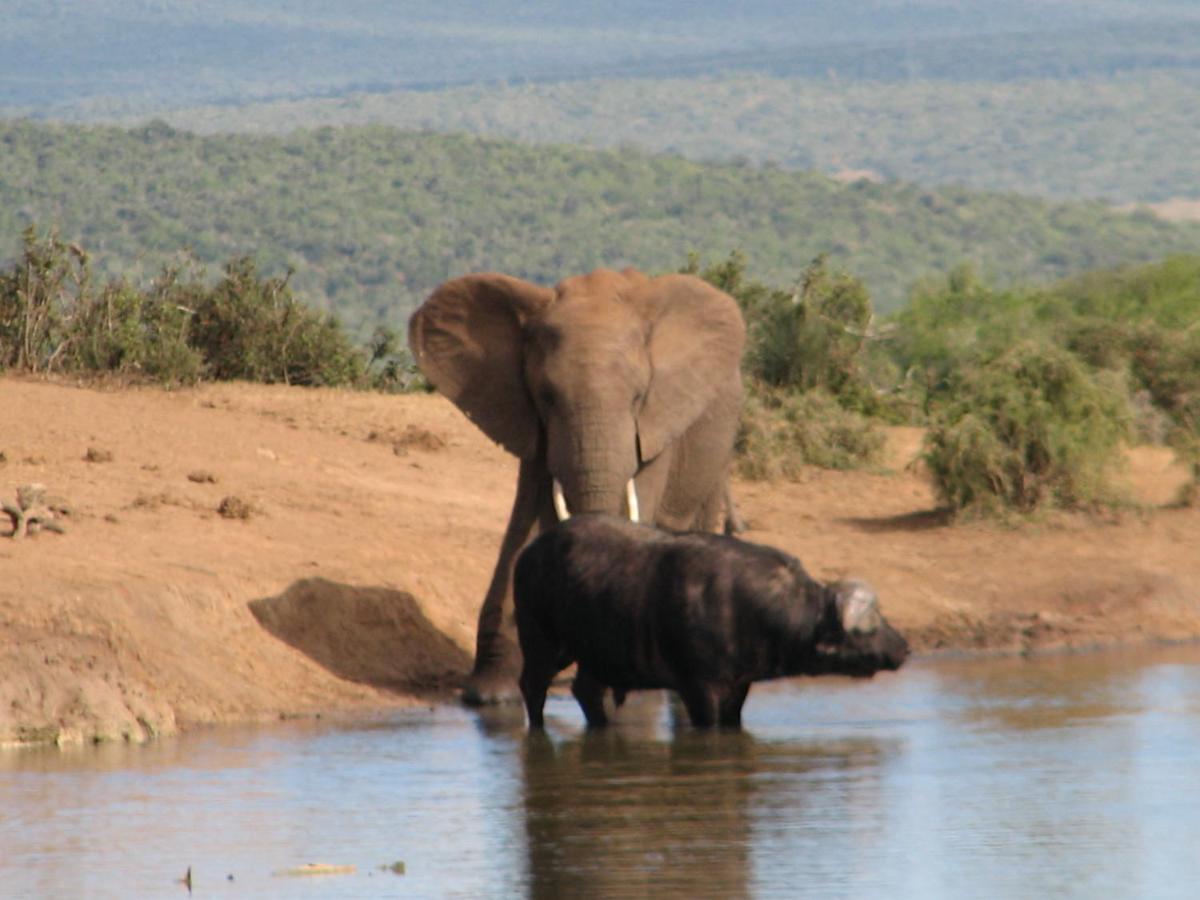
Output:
[{"xmin": 3, "ymin": 119, "xmax": 1199, "ymax": 339}]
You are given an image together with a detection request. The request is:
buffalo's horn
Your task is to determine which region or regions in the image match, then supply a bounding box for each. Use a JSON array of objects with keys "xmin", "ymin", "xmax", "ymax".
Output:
[
  {"xmin": 837, "ymin": 580, "xmax": 882, "ymax": 634},
  {"xmin": 552, "ymin": 479, "xmax": 570, "ymax": 522},
  {"xmin": 625, "ymin": 479, "xmax": 640, "ymax": 523}
]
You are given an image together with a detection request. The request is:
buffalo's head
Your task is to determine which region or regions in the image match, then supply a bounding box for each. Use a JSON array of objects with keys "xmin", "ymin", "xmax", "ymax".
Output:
[{"xmin": 813, "ymin": 580, "xmax": 909, "ymax": 676}]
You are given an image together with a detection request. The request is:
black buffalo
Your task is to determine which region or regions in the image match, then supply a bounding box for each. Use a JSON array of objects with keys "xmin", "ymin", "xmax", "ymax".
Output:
[{"xmin": 514, "ymin": 515, "xmax": 909, "ymax": 729}]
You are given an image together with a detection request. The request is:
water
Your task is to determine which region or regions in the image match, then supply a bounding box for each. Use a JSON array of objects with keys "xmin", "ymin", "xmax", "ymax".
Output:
[{"xmin": 3, "ymin": 646, "xmax": 1200, "ymax": 899}]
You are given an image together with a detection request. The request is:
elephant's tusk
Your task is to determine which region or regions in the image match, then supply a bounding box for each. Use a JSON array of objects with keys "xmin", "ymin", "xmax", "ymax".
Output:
[
  {"xmin": 552, "ymin": 479, "xmax": 570, "ymax": 522},
  {"xmin": 551, "ymin": 478, "xmax": 637, "ymax": 522}
]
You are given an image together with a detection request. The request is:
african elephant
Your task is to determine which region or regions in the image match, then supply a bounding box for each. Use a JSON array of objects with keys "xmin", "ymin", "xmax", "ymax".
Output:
[{"xmin": 408, "ymin": 267, "xmax": 745, "ymax": 705}]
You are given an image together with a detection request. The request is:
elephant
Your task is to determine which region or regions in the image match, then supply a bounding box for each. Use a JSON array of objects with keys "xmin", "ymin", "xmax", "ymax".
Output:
[{"xmin": 408, "ymin": 267, "xmax": 746, "ymax": 705}]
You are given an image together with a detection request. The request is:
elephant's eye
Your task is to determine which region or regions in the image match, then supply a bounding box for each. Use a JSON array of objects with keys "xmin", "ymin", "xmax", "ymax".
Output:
[{"xmin": 538, "ymin": 388, "xmax": 556, "ymax": 409}]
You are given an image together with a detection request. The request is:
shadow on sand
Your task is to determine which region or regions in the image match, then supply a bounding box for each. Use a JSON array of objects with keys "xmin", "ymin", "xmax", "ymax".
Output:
[
  {"xmin": 839, "ymin": 507, "xmax": 954, "ymax": 533},
  {"xmin": 249, "ymin": 577, "xmax": 471, "ymax": 698}
]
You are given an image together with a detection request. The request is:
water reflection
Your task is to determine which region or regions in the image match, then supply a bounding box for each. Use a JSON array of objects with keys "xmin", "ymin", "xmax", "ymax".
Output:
[
  {"xmin": 940, "ymin": 650, "xmax": 1152, "ymax": 732},
  {"xmin": 1, "ymin": 647, "xmax": 1199, "ymax": 899},
  {"xmin": 520, "ymin": 720, "xmax": 890, "ymax": 899}
]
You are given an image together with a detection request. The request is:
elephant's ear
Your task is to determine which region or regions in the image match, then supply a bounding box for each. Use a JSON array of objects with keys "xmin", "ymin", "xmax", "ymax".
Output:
[
  {"xmin": 631, "ymin": 274, "xmax": 746, "ymax": 462},
  {"xmin": 408, "ymin": 274, "xmax": 554, "ymax": 459}
]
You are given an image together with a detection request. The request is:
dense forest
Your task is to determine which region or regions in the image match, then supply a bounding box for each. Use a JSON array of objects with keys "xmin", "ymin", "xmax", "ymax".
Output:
[
  {"xmin": 4, "ymin": 119, "xmax": 1198, "ymax": 337},
  {"xmin": 171, "ymin": 72, "xmax": 1200, "ymax": 204}
]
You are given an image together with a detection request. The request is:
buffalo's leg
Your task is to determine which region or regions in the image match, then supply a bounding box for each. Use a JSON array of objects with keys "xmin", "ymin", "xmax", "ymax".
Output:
[
  {"xmin": 717, "ymin": 682, "xmax": 752, "ymax": 729},
  {"xmin": 676, "ymin": 683, "xmax": 718, "ymax": 729},
  {"xmin": 519, "ymin": 664, "xmax": 553, "ymax": 730},
  {"xmin": 571, "ymin": 667, "xmax": 609, "ymax": 728}
]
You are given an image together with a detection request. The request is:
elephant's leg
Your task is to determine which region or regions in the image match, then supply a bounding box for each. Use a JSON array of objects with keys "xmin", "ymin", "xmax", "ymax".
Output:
[
  {"xmin": 681, "ymin": 476, "xmax": 729, "ymax": 535},
  {"xmin": 464, "ymin": 460, "xmax": 550, "ymax": 706},
  {"xmin": 717, "ymin": 681, "xmax": 752, "ymax": 730},
  {"xmin": 653, "ymin": 399, "xmax": 740, "ymax": 535},
  {"xmin": 571, "ymin": 667, "xmax": 609, "ymax": 728}
]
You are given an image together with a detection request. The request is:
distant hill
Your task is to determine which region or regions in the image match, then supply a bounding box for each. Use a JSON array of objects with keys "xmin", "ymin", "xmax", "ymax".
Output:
[
  {"xmin": 5, "ymin": 1, "xmax": 1200, "ymax": 117},
  {"xmin": 2, "ymin": 119, "xmax": 1198, "ymax": 335}
]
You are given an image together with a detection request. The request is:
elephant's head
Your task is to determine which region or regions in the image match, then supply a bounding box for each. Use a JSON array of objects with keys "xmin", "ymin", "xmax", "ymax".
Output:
[{"xmin": 409, "ymin": 268, "xmax": 744, "ymax": 521}]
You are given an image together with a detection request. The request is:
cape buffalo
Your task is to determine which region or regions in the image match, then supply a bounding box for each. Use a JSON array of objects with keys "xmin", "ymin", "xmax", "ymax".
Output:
[{"xmin": 514, "ymin": 515, "xmax": 909, "ymax": 730}]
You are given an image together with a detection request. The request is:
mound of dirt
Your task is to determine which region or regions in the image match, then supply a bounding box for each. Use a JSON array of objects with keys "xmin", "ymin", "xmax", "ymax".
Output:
[{"xmin": 1, "ymin": 377, "xmax": 1198, "ymax": 747}]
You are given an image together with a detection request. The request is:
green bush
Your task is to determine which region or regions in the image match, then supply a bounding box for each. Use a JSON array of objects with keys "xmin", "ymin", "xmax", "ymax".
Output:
[
  {"xmin": 363, "ymin": 325, "xmax": 432, "ymax": 393},
  {"xmin": 689, "ymin": 251, "xmax": 891, "ymax": 410},
  {"xmin": 0, "ymin": 230, "xmax": 373, "ymax": 388},
  {"xmin": 749, "ymin": 256, "xmax": 876, "ymax": 402},
  {"xmin": 1055, "ymin": 255, "xmax": 1200, "ymax": 331},
  {"xmin": 0, "ymin": 226, "xmax": 81, "ymax": 371},
  {"xmin": 1164, "ymin": 372, "xmax": 1200, "ymax": 505},
  {"xmin": 189, "ymin": 257, "xmax": 365, "ymax": 386},
  {"xmin": 735, "ymin": 384, "xmax": 886, "ymax": 480},
  {"xmin": 924, "ymin": 341, "xmax": 1133, "ymax": 515},
  {"xmin": 685, "ymin": 252, "xmax": 891, "ymax": 476},
  {"xmin": 65, "ymin": 273, "xmax": 204, "ymax": 383},
  {"xmin": 889, "ymin": 266, "xmax": 1055, "ymax": 413}
]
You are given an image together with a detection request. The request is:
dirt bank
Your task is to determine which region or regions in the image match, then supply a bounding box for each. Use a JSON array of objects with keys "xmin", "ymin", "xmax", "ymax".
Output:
[{"xmin": 2, "ymin": 377, "xmax": 1198, "ymax": 746}]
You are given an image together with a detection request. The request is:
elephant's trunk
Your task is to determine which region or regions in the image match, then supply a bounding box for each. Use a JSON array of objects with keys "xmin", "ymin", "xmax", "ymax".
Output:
[{"xmin": 548, "ymin": 403, "xmax": 639, "ymax": 523}]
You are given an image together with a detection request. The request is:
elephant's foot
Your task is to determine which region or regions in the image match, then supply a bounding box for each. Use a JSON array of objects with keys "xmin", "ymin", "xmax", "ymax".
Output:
[{"xmin": 461, "ymin": 667, "xmax": 523, "ymax": 706}]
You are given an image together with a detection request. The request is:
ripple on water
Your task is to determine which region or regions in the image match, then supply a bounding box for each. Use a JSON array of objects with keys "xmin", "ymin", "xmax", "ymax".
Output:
[{"xmin": 2, "ymin": 646, "xmax": 1200, "ymax": 898}]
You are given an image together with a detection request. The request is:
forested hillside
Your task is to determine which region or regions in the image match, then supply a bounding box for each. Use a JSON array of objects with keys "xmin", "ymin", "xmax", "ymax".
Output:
[
  {"xmin": 171, "ymin": 72, "xmax": 1200, "ymax": 204},
  {"xmin": 4, "ymin": 120, "xmax": 1198, "ymax": 335},
  {"xmin": 8, "ymin": 3, "xmax": 1200, "ymax": 204}
]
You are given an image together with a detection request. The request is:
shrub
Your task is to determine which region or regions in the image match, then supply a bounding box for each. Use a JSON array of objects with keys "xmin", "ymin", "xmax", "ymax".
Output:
[
  {"xmin": 889, "ymin": 266, "xmax": 1055, "ymax": 415},
  {"xmin": 0, "ymin": 229, "xmax": 373, "ymax": 388},
  {"xmin": 689, "ymin": 252, "xmax": 885, "ymax": 408},
  {"xmin": 65, "ymin": 274, "xmax": 204, "ymax": 384},
  {"xmin": 749, "ymin": 255, "xmax": 876, "ymax": 403},
  {"xmin": 736, "ymin": 384, "xmax": 886, "ymax": 480},
  {"xmin": 363, "ymin": 325, "xmax": 432, "ymax": 393},
  {"xmin": 924, "ymin": 341, "xmax": 1133, "ymax": 515},
  {"xmin": 1055, "ymin": 255, "xmax": 1200, "ymax": 331},
  {"xmin": 0, "ymin": 226, "xmax": 82, "ymax": 371},
  {"xmin": 189, "ymin": 257, "xmax": 365, "ymax": 386},
  {"xmin": 685, "ymin": 253, "xmax": 893, "ymax": 475}
]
